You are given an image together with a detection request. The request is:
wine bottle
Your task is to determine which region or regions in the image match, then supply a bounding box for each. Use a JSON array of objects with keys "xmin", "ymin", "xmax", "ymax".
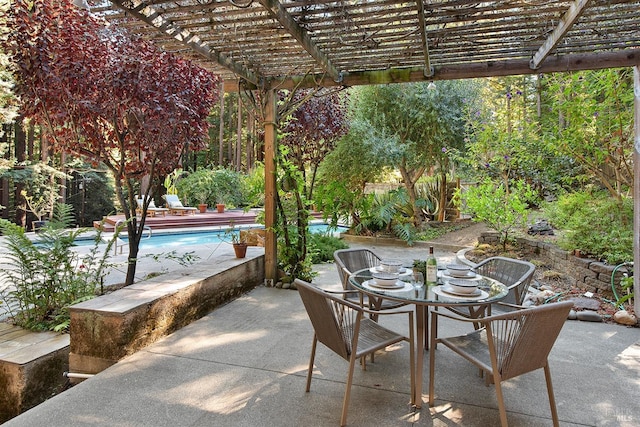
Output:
[{"xmin": 426, "ymin": 246, "xmax": 438, "ymax": 285}]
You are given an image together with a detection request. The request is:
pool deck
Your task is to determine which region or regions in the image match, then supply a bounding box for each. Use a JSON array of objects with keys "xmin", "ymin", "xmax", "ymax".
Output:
[{"xmin": 95, "ymin": 208, "xmax": 262, "ymax": 232}]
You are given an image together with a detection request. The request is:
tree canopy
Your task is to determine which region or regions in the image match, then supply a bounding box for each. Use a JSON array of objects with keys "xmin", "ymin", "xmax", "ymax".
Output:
[
  {"xmin": 5, "ymin": 0, "xmax": 220, "ymax": 285},
  {"xmin": 347, "ymin": 81, "xmax": 478, "ymax": 225}
]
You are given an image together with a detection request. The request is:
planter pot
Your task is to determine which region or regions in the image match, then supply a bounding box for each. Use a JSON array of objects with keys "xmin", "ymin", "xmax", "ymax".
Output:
[
  {"xmin": 198, "ymin": 204, "xmax": 208, "ymax": 213},
  {"xmin": 233, "ymin": 243, "xmax": 248, "ymax": 258},
  {"xmin": 216, "ymin": 203, "xmax": 225, "ymax": 213}
]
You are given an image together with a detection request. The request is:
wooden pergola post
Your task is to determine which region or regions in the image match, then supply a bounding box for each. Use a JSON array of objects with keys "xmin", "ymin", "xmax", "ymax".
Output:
[
  {"xmin": 633, "ymin": 66, "xmax": 639, "ymax": 318},
  {"xmin": 263, "ymin": 88, "xmax": 278, "ymax": 284}
]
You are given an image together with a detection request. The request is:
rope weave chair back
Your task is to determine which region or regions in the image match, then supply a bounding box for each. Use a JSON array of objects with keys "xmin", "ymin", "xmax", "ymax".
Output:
[
  {"xmin": 296, "ymin": 279, "xmax": 415, "ymax": 426},
  {"xmin": 486, "ymin": 301, "xmax": 573, "ymax": 381},
  {"xmin": 333, "ymin": 248, "xmax": 381, "ymax": 290},
  {"xmin": 297, "ymin": 280, "xmax": 359, "ymax": 359},
  {"xmin": 430, "ymin": 300, "xmax": 573, "ymax": 427},
  {"xmin": 474, "ymin": 256, "xmax": 536, "ymax": 305}
]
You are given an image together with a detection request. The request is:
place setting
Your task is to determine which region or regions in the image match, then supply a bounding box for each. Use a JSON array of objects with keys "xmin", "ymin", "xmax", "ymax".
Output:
[
  {"xmin": 434, "ymin": 263, "xmax": 489, "ymax": 300},
  {"xmin": 438, "ymin": 263, "xmax": 481, "ymax": 280},
  {"xmin": 363, "ymin": 259, "xmax": 414, "ymax": 291}
]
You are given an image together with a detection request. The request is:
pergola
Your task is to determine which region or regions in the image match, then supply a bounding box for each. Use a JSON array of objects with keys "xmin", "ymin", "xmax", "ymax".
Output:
[{"xmin": 90, "ymin": 0, "xmax": 640, "ymax": 314}]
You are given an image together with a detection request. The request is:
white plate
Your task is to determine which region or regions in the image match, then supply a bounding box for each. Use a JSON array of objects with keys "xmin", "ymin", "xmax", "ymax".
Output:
[
  {"xmin": 370, "ymin": 266, "xmax": 408, "ymax": 275},
  {"xmin": 433, "ymin": 285, "xmax": 488, "ymax": 300},
  {"xmin": 439, "ymin": 271, "xmax": 480, "ymax": 280},
  {"xmin": 362, "ymin": 280, "xmax": 413, "ymax": 291},
  {"xmin": 447, "ymin": 270, "xmax": 476, "ymax": 278}
]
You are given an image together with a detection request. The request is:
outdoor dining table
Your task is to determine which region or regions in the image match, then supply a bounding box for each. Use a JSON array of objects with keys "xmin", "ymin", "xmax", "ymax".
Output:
[{"xmin": 349, "ymin": 267, "xmax": 509, "ymax": 408}]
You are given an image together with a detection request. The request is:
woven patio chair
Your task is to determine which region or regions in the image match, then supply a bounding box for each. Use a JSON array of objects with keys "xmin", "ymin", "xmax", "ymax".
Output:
[
  {"xmin": 429, "ymin": 300, "xmax": 573, "ymax": 427},
  {"xmin": 333, "ymin": 248, "xmax": 406, "ymax": 313},
  {"xmin": 295, "ymin": 279, "xmax": 415, "ymax": 426},
  {"xmin": 444, "ymin": 256, "xmax": 536, "ymax": 327}
]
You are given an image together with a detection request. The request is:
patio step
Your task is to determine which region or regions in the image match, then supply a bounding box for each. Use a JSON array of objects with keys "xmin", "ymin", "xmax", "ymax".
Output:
[{"xmin": 0, "ymin": 324, "xmax": 70, "ymax": 423}]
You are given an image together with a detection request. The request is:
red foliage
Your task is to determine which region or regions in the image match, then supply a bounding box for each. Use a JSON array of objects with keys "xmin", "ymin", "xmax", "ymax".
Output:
[
  {"xmin": 6, "ymin": 0, "xmax": 219, "ymax": 178},
  {"xmin": 5, "ymin": 0, "xmax": 220, "ymax": 285},
  {"xmin": 281, "ymin": 89, "xmax": 348, "ymax": 170}
]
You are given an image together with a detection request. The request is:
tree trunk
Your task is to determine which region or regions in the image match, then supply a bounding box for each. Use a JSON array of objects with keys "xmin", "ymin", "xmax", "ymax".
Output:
[
  {"xmin": 236, "ymin": 95, "xmax": 242, "ymax": 171},
  {"xmin": 246, "ymin": 110, "xmax": 254, "ymax": 171},
  {"xmin": 218, "ymin": 86, "xmax": 225, "ymax": 166},
  {"xmin": 227, "ymin": 95, "xmax": 233, "ymax": 165},
  {"xmin": 399, "ymin": 163, "xmax": 426, "ymax": 228},
  {"xmin": 14, "ymin": 116, "xmax": 26, "ymax": 227},
  {"xmin": 437, "ymin": 172, "xmax": 447, "ymax": 222}
]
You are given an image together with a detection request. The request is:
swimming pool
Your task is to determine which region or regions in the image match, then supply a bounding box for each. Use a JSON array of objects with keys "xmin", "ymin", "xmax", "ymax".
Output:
[{"xmin": 77, "ymin": 223, "xmax": 347, "ymax": 249}]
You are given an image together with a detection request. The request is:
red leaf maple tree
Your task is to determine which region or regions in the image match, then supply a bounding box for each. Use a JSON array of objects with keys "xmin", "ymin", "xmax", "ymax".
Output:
[{"xmin": 6, "ymin": 0, "xmax": 220, "ymax": 285}]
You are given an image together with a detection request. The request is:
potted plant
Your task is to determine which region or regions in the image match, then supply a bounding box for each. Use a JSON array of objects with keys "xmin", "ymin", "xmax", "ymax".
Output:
[
  {"xmin": 215, "ymin": 197, "xmax": 226, "ymax": 213},
  {"xmin": 225, "ymin": 222, "xmax": 248, "ymax": 258},
  {"xmin": 194, "ymin": 190, "xmax": 210, "ymax": 213}
]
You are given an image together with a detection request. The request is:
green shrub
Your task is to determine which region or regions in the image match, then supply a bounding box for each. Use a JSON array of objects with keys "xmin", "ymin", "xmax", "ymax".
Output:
[
  {"xmin": 307, "ymin": 233, "xmax": 348, "ymax": 264},
  {"xmin": 458, "ymin": 179, "xmax": 537, "ymax": 249},
  {"xmin": 176, "ymin": 169, "xmax": 216, "ymax": 206},
  {"xmin": 243, "ymin": 162, "xmax": 265, "ymax": 207},
  {"xmin": 176, "ymin": 167, "xmax": 246, "ymax": 207},
  {"xmin": 544, "ymin": 191, "xmax": 633, "ymax": 264}
]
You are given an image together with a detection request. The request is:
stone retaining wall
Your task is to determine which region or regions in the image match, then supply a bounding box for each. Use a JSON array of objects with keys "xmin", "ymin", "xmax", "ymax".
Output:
[
  {"xmin": 0, "ymin": 325, "xmax": 70, "ymax": 423},
  {"xmin": 69, "ymin": 253, "xmax": 264, "ymax": 377},
  {"xmin": 478, "ymin": 232, "xmax": 630, "ymax": 298}
]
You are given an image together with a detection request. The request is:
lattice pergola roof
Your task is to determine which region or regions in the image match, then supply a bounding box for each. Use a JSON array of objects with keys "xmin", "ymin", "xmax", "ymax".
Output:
[{"xmin": 90, "ymin": 0, "xmax": 640, "ymax": 90}]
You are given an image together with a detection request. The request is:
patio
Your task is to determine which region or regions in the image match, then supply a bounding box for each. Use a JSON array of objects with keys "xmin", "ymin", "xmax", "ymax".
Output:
[{"xmin": 4, "ymin": 243, "xmax": 639, "ymax": 426}]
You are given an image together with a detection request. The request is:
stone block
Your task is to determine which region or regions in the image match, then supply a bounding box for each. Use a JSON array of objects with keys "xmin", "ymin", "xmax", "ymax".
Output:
[{"xmin": 0, "ymin": 324, "xmax": 69, "ymax": 423}]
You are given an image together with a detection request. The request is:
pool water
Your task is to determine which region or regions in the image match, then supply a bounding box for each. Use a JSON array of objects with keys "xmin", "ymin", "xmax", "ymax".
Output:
[{"xmin": 77, "ymin": 224, "xmax": 347, "ymax": 249}]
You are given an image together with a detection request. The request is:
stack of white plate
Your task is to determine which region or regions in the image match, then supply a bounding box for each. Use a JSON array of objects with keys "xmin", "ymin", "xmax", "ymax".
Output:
[
  {"xmin": 445, "ymin": 264, "xmax": 474, "ymax": 278},
  {"xmin": 371, "ymin": 271, "xmax": 400, "ymax": 287}
]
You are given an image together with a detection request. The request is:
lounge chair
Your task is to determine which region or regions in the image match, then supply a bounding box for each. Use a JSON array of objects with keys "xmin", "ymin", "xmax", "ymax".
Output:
[
  {"xmin": 163, "ymin": 194, "xmax": 197, "ymax": 216},
  {"xmin": 136, "ymin": 196, "xmax": 169, "ymax": 217}
]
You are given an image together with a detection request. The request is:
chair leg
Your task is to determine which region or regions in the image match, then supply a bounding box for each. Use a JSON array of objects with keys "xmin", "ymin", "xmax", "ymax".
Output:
[
  {"xmin": 341, "ymin": 352, "xmax": 359, "ymax": 427},
  {"xmin": 544, "ymin": 364, "xmax": 560, "ymax": 427},
  {"xmin": 306, "ymin": 335, "xmax": 318, "ymax": 392},
  {"xmin": 492, "ymin": 374, "xmax": 508, "ymax": 427}
]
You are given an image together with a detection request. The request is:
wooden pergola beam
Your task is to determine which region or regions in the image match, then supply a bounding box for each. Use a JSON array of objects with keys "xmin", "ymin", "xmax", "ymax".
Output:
[
  {"xmin": 256, "ymin": 0, "xmax": 342, "ymax": 83},
  {"xmin": 109, "ymin": 0, "xmax": 259, "ymax": 85},
  {"xmin": 530, "ymin": 0, "xmax": 591, "ymax": 70},
  {"xmin": 415, "ymin": 0, "xmax": 433, "ymax": 77},
  {"xmin": 224, "ymin": 49, "xmax": 640, "ymax": 92}
]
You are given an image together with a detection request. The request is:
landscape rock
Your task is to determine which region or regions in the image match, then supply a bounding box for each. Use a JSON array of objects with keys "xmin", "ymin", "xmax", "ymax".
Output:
[
  {"xmin": 531, "ymin": 289, "xmax": 556, "ymax": 303},
  {"xmin": 568, "ymin": 296, "xmax": 601, "ymax": 311},
  {"xmin": 576, "ymin": 310, "xmax": 602, "ymax": 322},
  {"xmin": 613, "ymin": 310, "xmax": 638, "ymax": 326}
]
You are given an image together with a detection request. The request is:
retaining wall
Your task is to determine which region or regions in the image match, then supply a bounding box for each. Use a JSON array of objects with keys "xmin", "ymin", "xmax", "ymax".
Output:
[
  {"xmin": 478, "ymin": 232, "xmax": 629, "ymax": 298},
  {"xmin": 69, "ymin": 253, "xmax": 264, "ymax": 377}
]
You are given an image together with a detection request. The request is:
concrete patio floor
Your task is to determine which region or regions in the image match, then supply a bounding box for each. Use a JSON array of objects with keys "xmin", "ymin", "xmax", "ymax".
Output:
[{"xmin": 3, "ymin": 243, "xmax": 640, "ymax": 426}]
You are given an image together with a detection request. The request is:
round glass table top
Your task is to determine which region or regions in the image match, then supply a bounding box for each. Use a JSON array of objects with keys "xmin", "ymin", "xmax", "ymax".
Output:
[{"xmin": 349, "ymin": 268, "xmax": 509, "ymax": 306}]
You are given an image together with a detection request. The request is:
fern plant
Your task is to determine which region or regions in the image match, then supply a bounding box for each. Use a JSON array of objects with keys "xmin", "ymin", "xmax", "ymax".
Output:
[{"xmin": 0, "ymin": 204, "xmax": 115, "ymax": 331}]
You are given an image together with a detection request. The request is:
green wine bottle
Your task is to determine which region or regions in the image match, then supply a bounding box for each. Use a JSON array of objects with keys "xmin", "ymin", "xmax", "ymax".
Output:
[{"xmin": 426, "ymin": 246, "xmax": 438, "ymax": 286}]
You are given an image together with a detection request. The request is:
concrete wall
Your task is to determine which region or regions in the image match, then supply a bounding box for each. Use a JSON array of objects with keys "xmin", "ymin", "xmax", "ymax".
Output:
[{"xmin": 69, "ymin": 254, "xmax": 264, "ymax": 376}]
